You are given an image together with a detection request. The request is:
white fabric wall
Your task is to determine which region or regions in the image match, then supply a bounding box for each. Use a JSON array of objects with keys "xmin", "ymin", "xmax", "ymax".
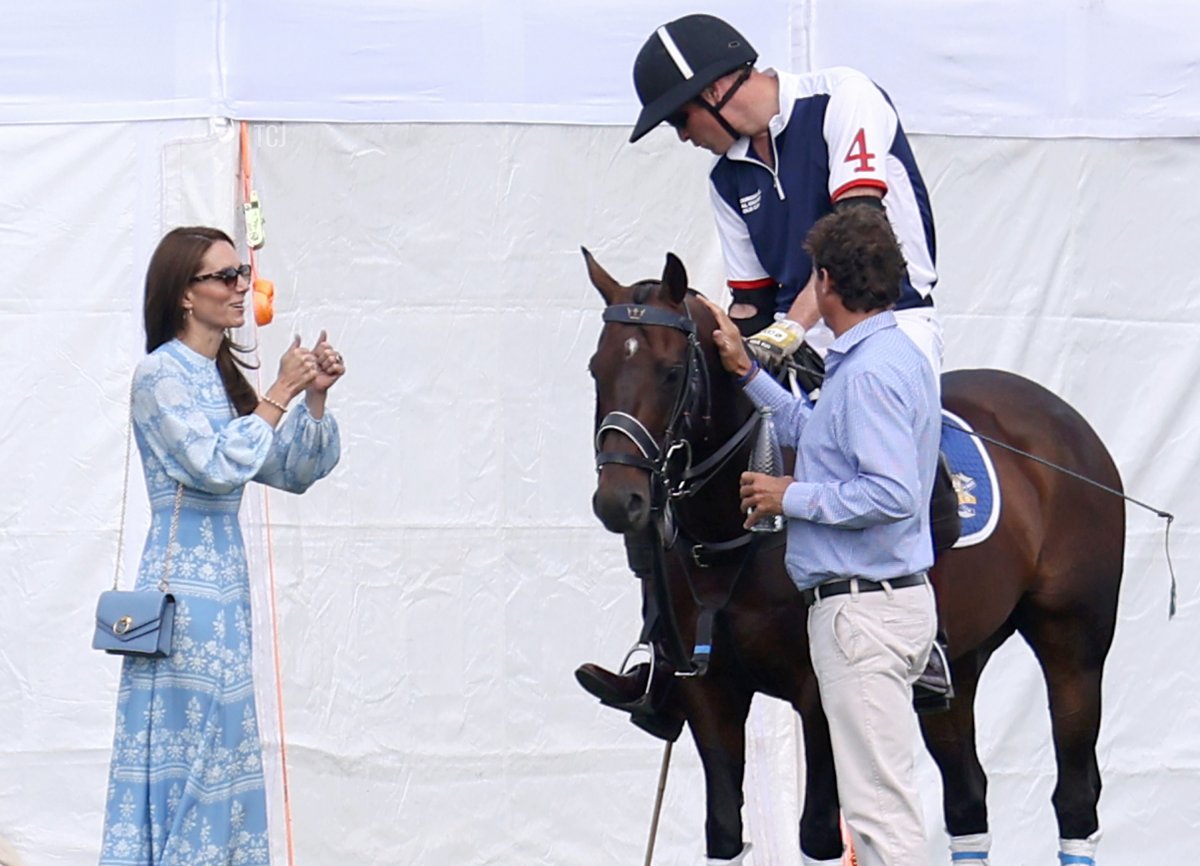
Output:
[
  {"xmin": 2, "ymin": 119, "xmax": 1197, "ymax": 866},
  {"xmin": 5, "ymin": 1, "xmax": 1200, "ymax": 135},
  {"xmin": 2, "ymin": 2, "xmax": 1199, "ymax": 865}
]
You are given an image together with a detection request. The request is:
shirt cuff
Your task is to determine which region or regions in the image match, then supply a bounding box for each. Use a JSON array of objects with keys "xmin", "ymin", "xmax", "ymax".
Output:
[{"xmin": 782, "ymin": 480, "xmax": 818, "ymax": 520}]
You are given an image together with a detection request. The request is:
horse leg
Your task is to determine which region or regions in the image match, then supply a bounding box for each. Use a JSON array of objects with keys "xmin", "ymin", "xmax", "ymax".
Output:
[
  {"xmin": 682, "ymin": 678, "xmax": 754, "ymax": 862},
  {"xmin": 1017, "ymin": 596, "xmax": 1117, "ymax": 862},
  {"xmin": 919, "ymin": 631, "xmax": 1009, "ymax": 865},
  {"xmin": 795, "ymin": 676, "xmax": 844, "ymax": 864}
]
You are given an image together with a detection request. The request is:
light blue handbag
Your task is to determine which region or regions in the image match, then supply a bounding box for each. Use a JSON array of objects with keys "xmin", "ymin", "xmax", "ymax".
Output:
[
  {"xmin": 93, "ymin": 588, "xmax": 176, "ymax": 657},
  {"xmin": 92, "ymin": 414, "xmax": 183, "ymax": 659}
]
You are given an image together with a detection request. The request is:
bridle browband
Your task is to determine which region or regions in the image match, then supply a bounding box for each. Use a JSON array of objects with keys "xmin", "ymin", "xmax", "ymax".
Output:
[{"xmin": 593, "ymin": 298, "xmax": 756, "ymax": 502}]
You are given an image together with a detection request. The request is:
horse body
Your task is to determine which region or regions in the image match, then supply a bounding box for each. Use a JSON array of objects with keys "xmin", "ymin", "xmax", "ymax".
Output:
[{"xmin": 585, "ymin": 251, "xmax": 1124, "ymax": 861}]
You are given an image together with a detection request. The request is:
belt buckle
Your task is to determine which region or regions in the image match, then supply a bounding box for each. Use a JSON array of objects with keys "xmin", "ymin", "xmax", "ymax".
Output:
[{"xmin": 691, "ymin": 545, "xmax": 706, "ymax": 567}]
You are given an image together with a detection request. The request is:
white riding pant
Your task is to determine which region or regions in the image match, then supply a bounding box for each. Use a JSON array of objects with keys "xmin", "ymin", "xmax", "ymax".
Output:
[
  {"xmin": 807, "ymin": 578, "xmax": 937, "ymax": 866},
  {"xmin": 805, "ymin": 305, "xmax": 944, "ymax": 390}
]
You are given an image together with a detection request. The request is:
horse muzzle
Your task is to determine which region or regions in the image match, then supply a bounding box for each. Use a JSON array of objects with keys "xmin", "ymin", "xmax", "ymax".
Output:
[{"xmin": 592, "ymin": 468, "xmax": 652, "ymax": 534}]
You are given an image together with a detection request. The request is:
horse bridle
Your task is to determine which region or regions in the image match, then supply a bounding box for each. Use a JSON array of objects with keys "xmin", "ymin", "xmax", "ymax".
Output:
[
  {"xmin": 593, "ymin": 301, "xmax": 707, "ymax": 500},
  {"xmin": 592, "ymin": 297, "xmax": 765, "ymax": 678},
  {"xmin": 594, "ymin": 299, "xmax": 761, "ymax": 506}
]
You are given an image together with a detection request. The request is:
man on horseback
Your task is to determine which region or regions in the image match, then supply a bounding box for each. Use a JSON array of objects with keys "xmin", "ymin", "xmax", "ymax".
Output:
[
  {"xmin": 576, "ymin": 12, "xmax": 953, "ymax": 723},
  {"xmin": 710, "ymin": 206, "xmax": 941, "ymax": 866}
]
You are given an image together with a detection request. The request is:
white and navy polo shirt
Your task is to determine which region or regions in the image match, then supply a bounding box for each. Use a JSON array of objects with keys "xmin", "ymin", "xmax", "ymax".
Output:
[{"xmin": 710, "ymin": 67, "xmax": 937, "ymax": 314}]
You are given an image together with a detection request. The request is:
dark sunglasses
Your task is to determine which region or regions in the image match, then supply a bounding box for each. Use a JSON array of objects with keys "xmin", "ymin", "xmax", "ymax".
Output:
[
  {"xmin": 191, "ymin": 264, "xmax": 251, "ymax": 288},
  {"xmin": 665, "ymin": 107, "xmax": 690, "ymax": 130}
]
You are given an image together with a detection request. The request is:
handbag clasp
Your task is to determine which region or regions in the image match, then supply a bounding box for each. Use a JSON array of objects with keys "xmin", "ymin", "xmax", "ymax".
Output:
[{"xmin": 113, "ymin": 616, "xmax": 134, "ymax": 635}]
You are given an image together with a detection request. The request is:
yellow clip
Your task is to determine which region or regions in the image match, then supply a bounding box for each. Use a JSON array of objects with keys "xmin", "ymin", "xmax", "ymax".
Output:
[{"xmin": 243, "ymin": 191, "xmax": 266, "ymax": 249}]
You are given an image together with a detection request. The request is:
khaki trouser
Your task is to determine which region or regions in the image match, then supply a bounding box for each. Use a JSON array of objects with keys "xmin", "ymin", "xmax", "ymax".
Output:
[{"xmin": 807, "ymin": 578, "xmax": 937, "ymax": 866}]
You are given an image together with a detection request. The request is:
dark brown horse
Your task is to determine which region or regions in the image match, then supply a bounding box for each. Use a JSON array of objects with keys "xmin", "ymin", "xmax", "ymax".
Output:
[{"xmin": 584, "ymin": 249, "xmax": 1124, "ymax": 862}]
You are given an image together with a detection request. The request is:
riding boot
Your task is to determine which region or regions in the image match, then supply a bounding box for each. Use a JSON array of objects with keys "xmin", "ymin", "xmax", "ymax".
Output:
[
  {"xmin": 913, "ymin": 630, "xmax": 954, "ymax": 715},
  {"xmin": 575, "ymin": 660, "xmax": 686, "ymax": 742},
  {"xmin": 917, "ymin": 461, "xmax": 959, "ymax": 717},
  {"xmin": 930, "ymin": 452, "xmax": 962, "ymax": 552},
  {"xmin": 575, "ymin": 661, "xmax": 649, "ymax": 706},
  {"xmin": 574, "ymin": 527, "xmax": 685, "ymax": 742},
  {"xmin": 574, "ymin": 530, "xmax": 656, "ymax": 710}
]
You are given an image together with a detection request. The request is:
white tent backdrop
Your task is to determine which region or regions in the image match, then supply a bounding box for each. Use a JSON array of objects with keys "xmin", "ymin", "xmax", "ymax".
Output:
[{"xmin": 1, "ymin": 3, "xmax": 1198, "ymax": 865}]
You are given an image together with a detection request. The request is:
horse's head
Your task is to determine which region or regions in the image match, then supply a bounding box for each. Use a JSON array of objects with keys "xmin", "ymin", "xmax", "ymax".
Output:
[{"xmin": 583, "ymin": 248, "xmax": 711, "ymax": 534}]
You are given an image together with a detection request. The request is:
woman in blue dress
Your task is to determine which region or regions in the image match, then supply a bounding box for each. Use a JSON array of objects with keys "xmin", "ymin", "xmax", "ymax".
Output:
[{"xmin": 99, "ymin": 227, "xmax": 343, "ymax": 865}]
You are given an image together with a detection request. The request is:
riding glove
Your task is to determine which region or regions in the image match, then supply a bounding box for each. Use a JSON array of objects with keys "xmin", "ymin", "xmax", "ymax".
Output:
[{"xmin": 746, "ymin": 318, "xmax": 806, "ymax": 370}]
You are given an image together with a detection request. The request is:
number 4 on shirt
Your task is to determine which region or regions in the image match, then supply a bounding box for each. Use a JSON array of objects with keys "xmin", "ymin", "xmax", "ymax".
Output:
[{"xmin": 844, "ymin": 128, "xmax": 876, "ymax": 173}]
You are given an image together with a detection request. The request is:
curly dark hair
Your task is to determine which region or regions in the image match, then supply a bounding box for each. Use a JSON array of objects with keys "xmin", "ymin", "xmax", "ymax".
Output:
[{"xmin": 803, "ymin": 207, "xmax": 906, "ymax": 313}]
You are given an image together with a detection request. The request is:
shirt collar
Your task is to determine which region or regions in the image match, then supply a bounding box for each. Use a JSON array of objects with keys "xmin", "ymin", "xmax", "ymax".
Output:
[
  {"xmin": 725, "ymin": 68, "xmax": 791, "ymax": 163},
  {"xmin": 824, "ymin": 310, "xmax": 897, "ymax": 376},
  {"xmin": 166, "ymin": 337, "xmax": 216, "ymax": 370}
]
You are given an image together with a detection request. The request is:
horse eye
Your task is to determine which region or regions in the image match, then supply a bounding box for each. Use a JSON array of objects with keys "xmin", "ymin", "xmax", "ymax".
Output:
[{"xmin": 664, "ymin": 364, "xmax": 685, "ymax": 386}]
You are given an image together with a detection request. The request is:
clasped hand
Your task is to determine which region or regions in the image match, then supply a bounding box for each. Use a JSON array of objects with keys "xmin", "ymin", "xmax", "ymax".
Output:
[{"xmin": 276, "ymin": 330, "xmax": 345, "ymax": 398}]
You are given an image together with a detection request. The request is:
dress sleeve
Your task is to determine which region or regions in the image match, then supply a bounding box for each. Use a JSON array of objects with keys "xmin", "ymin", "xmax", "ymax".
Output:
[
  {"xmin": 131, "ymin": 352, "xmax": 275, "ymax": 494},
  {"xmin": 254, "ymin": 402, "xmax": 341, "ymax": 493}
]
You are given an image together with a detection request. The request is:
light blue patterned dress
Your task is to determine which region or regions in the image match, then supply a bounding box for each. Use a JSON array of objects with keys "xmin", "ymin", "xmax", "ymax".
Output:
[{"xmin": 100, "ymin": 339, "xmax": 340, "ymax": 866}]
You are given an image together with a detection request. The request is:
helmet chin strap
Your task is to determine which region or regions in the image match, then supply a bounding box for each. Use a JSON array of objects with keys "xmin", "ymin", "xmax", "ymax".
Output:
[{"xmin": 699, "ymin": 65, "xmax": 752, "ymax": 143}]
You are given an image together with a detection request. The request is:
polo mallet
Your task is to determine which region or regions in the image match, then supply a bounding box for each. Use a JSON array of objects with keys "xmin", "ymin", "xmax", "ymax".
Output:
[{"xmin": 643, "ymin": 740, "xmax": 673, "ymax": 866}]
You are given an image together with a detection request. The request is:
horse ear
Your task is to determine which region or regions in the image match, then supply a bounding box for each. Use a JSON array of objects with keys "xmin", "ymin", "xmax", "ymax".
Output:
[
  {"xmin": 662, "ymin": 252, "xmax": 688, "ymax": 304},
  {"xmin": 582, "ymin": 246, "xmax": 623, "ymax": 305}
]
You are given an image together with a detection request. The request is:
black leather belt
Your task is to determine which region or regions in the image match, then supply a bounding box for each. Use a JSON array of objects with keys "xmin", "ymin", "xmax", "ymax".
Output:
[{"xmin": 801, "ymin": 572, "xmax": 927, "ymax": 606}]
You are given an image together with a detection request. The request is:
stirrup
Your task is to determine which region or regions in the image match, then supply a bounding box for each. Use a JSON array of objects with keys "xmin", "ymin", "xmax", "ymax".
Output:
[
  {"xmin": 918, "ymin": 639, "xmax": 955, "ymax": 699},
  {"xmin": 618, "ymin": 641, "xmax": 656, "ymax": 704}
]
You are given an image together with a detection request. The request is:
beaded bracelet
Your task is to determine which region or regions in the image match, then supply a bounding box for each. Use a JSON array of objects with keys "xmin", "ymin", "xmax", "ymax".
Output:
[{"xmin": 260, "ymin": 395, "xmax": 288, "ymax": 413}]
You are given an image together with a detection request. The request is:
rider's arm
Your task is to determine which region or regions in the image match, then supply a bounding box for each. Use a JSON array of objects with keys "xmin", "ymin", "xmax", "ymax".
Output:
[
  {"xmin": 709, "ymin": 177, "xmax": 776, "ymax": 322},
  {"xmin": 780, "ymin": 189, "xmax": 885, "ymax": 328}
]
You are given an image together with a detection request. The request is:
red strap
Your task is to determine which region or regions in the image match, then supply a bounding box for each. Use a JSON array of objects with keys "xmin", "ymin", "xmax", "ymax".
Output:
[
  {"xmin": 831, "ymin": 178, "xmax": 887, "ymax": 202},
  {"xmin": 728, "ymin": 278, "xmax": 776, "ymax": 291}
]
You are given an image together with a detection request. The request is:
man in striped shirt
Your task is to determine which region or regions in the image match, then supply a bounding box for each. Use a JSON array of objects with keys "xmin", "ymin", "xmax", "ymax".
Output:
[{"xmin": 704, "ymin": 207, "xmax": 939, "ymax": 866}]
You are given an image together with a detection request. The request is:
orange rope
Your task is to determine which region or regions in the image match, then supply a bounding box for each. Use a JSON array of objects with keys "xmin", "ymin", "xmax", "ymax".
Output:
[
  {"xmin": 840, "ymin": 815, "xmax": 858, "ymax": 865},
  {"xmin": 240, "ymin": 120, "xmax": 296, "ymax": 866}
]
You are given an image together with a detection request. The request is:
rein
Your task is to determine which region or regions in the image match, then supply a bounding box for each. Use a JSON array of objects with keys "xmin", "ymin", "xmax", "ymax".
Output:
[{"xmin": 941, "ymin": 417, "xmax": 1178, "ymax": 617}]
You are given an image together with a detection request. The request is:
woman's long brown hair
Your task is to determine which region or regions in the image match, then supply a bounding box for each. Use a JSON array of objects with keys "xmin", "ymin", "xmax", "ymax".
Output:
[{"xmin": 143, "ymin": 227, "xmax": 260, "ymax": 416}]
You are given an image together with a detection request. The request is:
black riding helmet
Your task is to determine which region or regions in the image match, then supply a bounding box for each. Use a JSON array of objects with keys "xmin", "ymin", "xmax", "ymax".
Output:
[{"xmin": 630, "ymin": 14, "xmax": 757, "ymax": 143}]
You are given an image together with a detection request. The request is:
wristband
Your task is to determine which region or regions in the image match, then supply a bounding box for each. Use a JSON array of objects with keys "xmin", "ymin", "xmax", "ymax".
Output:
[{"xmin": 736, "ymin": 359, "xmax": 761, "ymax": 386}]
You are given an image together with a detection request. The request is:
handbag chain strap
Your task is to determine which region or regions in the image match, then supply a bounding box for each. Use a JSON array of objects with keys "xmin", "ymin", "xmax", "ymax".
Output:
[{"xmin": 111, "ymin": 389, "xmax": 184, "ymax": 593}]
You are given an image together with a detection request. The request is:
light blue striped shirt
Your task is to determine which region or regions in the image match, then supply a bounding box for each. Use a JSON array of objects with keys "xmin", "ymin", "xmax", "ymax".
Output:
[{"xmin": 743, "ymin": 311, "xmax": 940, "ymax": 590}]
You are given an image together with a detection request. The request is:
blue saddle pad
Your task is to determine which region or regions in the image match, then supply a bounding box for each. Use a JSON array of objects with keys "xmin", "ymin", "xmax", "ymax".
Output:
[{"xmin": 940, "ymin": 409, "xmax": 1001, "ymax": 548}]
